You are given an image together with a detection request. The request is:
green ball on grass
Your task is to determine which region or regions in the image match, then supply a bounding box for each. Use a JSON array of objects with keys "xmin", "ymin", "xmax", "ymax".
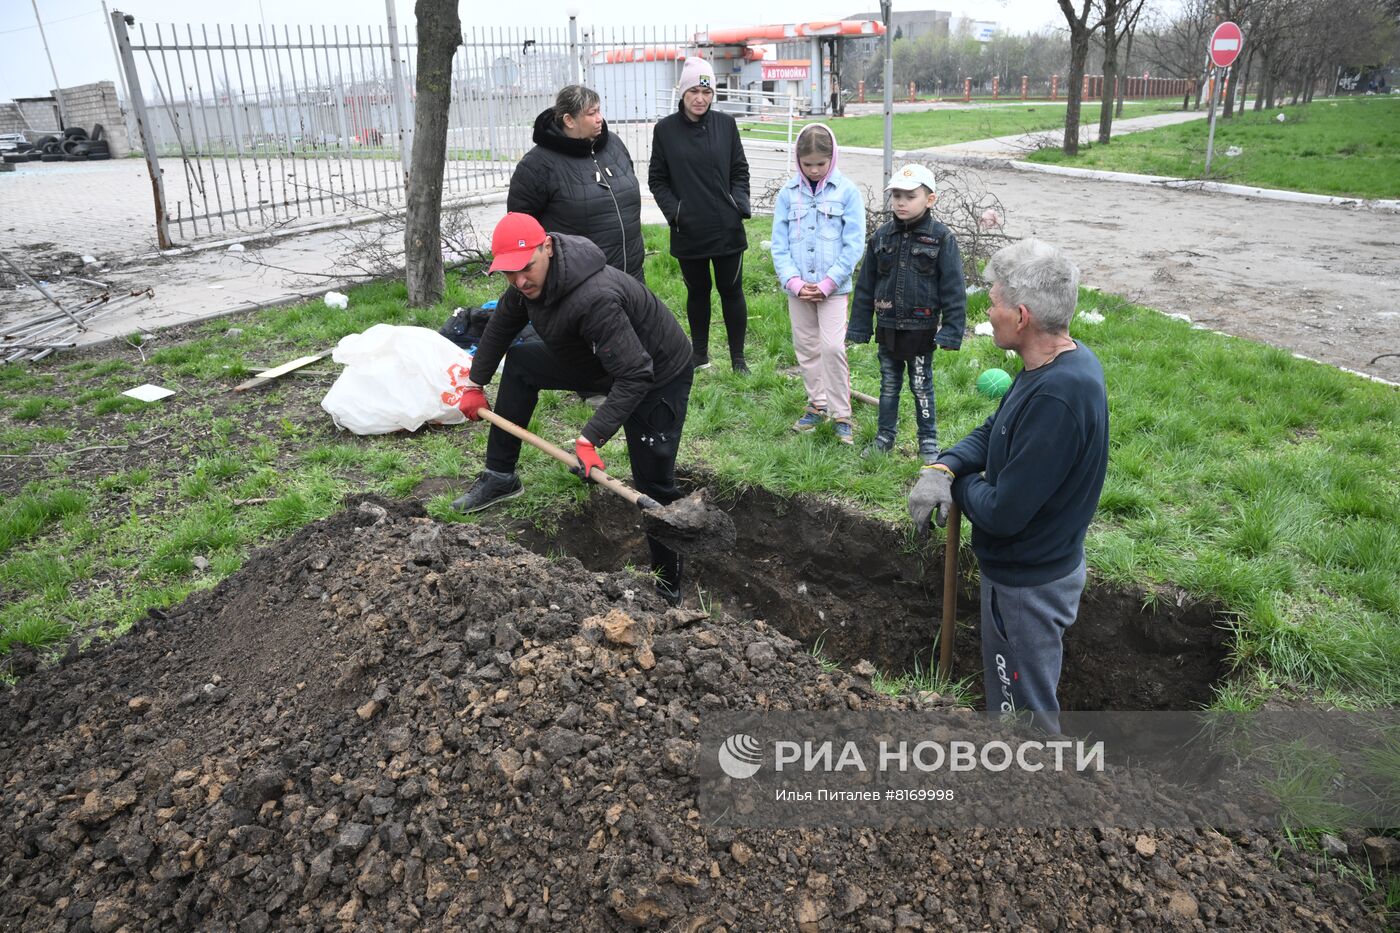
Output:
[{"xmin": 976, "ymin": 368, "xmax": 1012, "ymax": 400}]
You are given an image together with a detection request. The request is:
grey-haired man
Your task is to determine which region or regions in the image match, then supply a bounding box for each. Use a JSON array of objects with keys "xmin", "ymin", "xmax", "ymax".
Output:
[{"xmin": 908, "ymin": 239, "xmax": 1109, "ymax": 733}]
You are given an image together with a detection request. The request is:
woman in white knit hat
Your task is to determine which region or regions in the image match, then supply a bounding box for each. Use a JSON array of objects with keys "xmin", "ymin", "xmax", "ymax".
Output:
[{"xmin": 648, "ymin": 57, "xmax": 752, "ymax": 372}]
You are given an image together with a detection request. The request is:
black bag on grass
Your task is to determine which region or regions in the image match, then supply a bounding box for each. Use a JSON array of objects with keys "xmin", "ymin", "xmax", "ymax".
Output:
[{"xmin": 439, "ymin": 301, "xmax": 496, "ymax": 352}]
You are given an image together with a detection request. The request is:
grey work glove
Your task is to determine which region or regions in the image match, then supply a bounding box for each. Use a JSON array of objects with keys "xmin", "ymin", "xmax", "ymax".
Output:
[{"xmin": 908, "ymin": 466, "xmax": 954, "ymax": 535}]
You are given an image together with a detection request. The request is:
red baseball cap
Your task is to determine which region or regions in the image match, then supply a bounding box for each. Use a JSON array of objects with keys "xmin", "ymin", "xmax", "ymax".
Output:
[{"xmin": 489, "ymin": 213, "xmax": 547, "ymax": 273}]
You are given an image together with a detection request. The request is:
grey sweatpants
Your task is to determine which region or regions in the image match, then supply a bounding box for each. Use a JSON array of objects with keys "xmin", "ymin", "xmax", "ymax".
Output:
[{"xmin": 979, "ymin": 559, "xmax": 1086, "ymax": 734}]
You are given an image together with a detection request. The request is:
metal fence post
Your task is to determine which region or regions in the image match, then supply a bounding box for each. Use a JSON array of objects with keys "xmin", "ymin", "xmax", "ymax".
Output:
[
  {"xmin": 110, "ymin": 10, "xmax": 174, "ymax": 250},
  {"xmin": 568, "ymin": 16, "xmax": 580, "ymax": 84},
  {"xmin": 385, "ymin": 0, "xmax": 413, "ymax": 180}
]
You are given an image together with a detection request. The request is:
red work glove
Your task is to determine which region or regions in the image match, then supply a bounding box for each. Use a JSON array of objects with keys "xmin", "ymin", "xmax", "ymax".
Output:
[
  {"xmin": 456, "ymin": 385, "xmax": 489, "ymax": 421},
  {"xmin": 574, "ymin": 437, "xmax": 605, "ymax": 481}
]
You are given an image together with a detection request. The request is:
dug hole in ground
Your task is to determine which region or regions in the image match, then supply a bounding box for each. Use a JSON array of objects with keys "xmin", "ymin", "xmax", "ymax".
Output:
[{"xmin": 2, "ymin": 480, "xmax": 1389, "ymax": 930}]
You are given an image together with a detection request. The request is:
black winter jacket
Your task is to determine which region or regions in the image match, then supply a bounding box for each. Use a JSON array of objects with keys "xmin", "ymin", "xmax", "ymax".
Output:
[
  {"xmin": 507, "ymin": 109, "xmax": 645, "ymax": 280},
  {"xmin": 648, "ymin": 103, "xmax": 750, "ymax": 259},
  {"xmin": 847, "ymin": 211, "xmax": 967, "ymax": 349},
  {"xmin": 469, "ymin": 235, "xmax": 691, "ymax": 447}
]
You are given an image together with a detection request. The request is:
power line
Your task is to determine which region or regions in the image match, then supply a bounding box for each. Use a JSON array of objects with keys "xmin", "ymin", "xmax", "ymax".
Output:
[{"xmin": 0, "ymin": 7, "xmax": 98, "ymax": 35}]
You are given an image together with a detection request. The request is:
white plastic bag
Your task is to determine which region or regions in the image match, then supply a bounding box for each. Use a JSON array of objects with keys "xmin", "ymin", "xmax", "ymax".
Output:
[{"xmin": 321, "ymin": 324, "xmax": 476, "ymax": 434}]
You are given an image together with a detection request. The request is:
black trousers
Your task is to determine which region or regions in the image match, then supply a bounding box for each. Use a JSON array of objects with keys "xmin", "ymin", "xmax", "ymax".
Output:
[
  {"xmin": 484, "ymin": 337, "xmax": 693, "ymax": 574},
  {"xmin": 677, "ymin": 252, "xmax": 747, "ymax": 360}
]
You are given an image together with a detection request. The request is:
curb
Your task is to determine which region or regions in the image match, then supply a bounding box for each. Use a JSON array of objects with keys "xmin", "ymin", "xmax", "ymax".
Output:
[{"xmin": 1003, "ymin": 161, "xmax": 1400, "ymax": 212}]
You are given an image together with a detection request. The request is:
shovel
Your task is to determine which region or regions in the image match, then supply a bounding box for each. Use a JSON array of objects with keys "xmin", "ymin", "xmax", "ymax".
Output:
[
  {"xmin": 476, "ymin": 408, "xmax": 735, "ymax": 555},
  {"xmin": 938, "ymin": 503, "xmax": 961, "ymax": 680}
]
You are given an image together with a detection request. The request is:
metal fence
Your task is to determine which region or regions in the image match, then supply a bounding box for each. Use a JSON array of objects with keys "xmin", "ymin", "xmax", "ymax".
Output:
[{"xmin": 110, "ymin": 11, "xmax": 796, "ymax": 249}]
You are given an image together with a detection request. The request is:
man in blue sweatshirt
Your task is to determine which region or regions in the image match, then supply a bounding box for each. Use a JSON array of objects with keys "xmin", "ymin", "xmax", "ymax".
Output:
[{"xmin": 908, "ymin": 239, "xmax": 1108, "ymax": 733}]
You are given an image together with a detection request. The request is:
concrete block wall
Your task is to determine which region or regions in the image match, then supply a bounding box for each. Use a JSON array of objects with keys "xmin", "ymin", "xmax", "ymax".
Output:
[
  {"xmin": 52, "ymin": 81, "xmax": 130, "ymax": 157},
  {"xmin": 0, "ymin": 103, "xmax": 23, "ymax": 135},
  {"xmin": 16, "ymin": 98, "xmax": 61, "ymax": 134}
]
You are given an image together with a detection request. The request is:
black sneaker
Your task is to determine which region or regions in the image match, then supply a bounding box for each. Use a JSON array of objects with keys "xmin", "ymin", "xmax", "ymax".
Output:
[
  {"xmin": 452, "ymin": 470, "xmax": 523, "ymax": 513},
  {"xmin": 731, "ymin": 355, "xmax": 749, "ymax": 374},
  {"xmin": 692, "ymin": 352, "xmax": 711, "ymax": 370}
]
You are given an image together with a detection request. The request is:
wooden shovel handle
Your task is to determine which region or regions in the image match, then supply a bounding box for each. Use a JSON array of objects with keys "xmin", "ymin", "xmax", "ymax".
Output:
[
  {"xmin": 476, "ymin": 408, "xmax": 659, "ymax": 510},
  {"xmin": 938, "ymin": 503, "xmax": 961, "ymax": 680}
]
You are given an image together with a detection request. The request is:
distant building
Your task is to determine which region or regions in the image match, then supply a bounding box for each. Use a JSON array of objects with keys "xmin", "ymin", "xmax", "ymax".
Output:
[
  {"xmin": 798, "ymin": 9, "xmax": 950, "ymax": 98},
  {"xmin": 843, "ymin": 9, "xmax": 952, "ymax": 41}
]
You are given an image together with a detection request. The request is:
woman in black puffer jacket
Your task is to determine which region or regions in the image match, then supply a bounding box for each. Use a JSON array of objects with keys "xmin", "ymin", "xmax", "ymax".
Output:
[
  {"xmin": 507, "ymin": 85, "xmax": 645, "ymax": 282},
  {"xmin": 648, "ymin": 57, "xmax": 751, "ymax": 372}
]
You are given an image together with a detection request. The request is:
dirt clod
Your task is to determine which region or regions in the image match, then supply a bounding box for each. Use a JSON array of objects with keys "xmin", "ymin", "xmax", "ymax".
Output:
[{"xmin": 641, "ymin": 487, "xmax": 736, "ymax": 555}]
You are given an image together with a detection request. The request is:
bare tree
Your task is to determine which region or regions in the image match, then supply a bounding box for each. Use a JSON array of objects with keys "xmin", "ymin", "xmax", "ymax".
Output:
[
  {"xmin": 1058, "ymin": 0, "xmax": 1106, "ymax": 155},
  {"xmin": 1113, "ymin": 0, "xmax": 1150, "ymax": 118},
  {"xmin": 1097, "ymin": 0, "xmax": 1149, "ymax": 142},
  {"xmin": 1138, "ymin": 0, "xmax": 1214, "ymax": 109},
  {"xmin": 404, "ymin": 0, "xmax": 462, "ymax": 307}
]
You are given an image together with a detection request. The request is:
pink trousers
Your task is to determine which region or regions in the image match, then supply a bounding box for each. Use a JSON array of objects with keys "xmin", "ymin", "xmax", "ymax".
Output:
[{"xmin": 787, "ymin": 293, "xmax": 852, "ymax": 420}]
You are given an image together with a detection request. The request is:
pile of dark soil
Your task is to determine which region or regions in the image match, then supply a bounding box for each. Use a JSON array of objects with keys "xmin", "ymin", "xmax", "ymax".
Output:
[{"xmin": 0, "ymin": 499, "xmax": 1383, "ymax": 931}]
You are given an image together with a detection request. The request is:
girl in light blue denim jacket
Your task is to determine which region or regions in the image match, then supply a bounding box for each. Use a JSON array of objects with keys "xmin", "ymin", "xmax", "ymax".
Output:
[{"xmin": 771, "ymin": 123, "xmax": 866, "ymax": 444}]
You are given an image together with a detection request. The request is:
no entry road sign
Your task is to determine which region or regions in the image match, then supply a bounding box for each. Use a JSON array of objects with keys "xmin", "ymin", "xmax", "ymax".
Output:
[{"xmin": 1210, "ymin": 22, "xmax": 1243, "ymax": 68}]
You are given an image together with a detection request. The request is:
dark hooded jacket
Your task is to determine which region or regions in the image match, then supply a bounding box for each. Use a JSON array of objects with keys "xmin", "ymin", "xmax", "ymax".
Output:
[
  {"xmin": 507, "ymin": 108, "xmax": 645, "ymax": 280},
  {"xmin": 648, "ymin": 101, "xmax": 750, "ymax": 259},
  {"xmin": 468, "ymin": 235, "xmax": 691, "ymax": 446}
]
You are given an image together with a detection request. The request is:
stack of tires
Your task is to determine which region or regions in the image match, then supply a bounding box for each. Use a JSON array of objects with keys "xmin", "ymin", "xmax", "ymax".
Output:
[{"xmin": 0, "ymin": 124, "xmax": 110, "ymax": 164}]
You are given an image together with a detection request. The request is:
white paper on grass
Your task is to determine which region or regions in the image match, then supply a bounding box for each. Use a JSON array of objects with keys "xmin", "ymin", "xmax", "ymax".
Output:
[
  {"xmin": 122, "ymin": 384, "xmax": 176, "ymax": 402},
  {"xmin": 974, "ymin": 321, "xmax": 995, "ymax": 337}
]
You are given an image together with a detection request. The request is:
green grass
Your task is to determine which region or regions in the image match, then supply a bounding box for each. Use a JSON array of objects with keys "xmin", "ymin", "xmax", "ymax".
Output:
[
  {"xmin": 782, "ymin": 98, "xmax": 1185, "ymax": 150},
  {"xmin": 1026, "ymin": 96, "xmax": 1400, "ymax": 199},
  {"xmin": 1, "ymin": 218, "xmax": 1397, "ymax": 713}
]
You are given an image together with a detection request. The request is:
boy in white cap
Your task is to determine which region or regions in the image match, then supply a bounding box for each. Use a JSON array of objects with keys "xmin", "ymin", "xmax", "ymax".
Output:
[{"xmin": 847, "ymin": 163, "xmax": 966, "ymax": 463}]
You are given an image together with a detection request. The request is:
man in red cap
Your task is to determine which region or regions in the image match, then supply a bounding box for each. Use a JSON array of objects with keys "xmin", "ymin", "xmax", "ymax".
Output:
[{"xmin": 454, "ymin": 213, "xmax": 695, "ymax": 605}]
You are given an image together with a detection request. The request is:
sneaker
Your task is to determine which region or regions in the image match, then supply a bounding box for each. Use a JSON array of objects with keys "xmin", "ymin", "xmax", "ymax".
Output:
[
  {"xmin": 862, "ymin": 435, "xmax": 895, "ymax": 458},
  {"xmin": 833, "ymin": 420, "xmax": 855, "ymax": 445},
  {"xmin": 792, "ymin": 406, "xmax": 828, "ymax": 433},
  {"xmin": 451, "ymin": 470, "xmax": 524, "ymax": 513},
  {"xmin": 920, "ymin": 446, "xmax": 941, "ymax": 466},
  {"xmin": 731, "ymin": 355, "xmax": 749, "ymax": 374},
  {"xmin": 691, "ymin": 352, "xmax": 711, "ymax": 370}
]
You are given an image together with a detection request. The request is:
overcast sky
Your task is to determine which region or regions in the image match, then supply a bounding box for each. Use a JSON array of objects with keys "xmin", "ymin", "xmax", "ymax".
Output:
[{"xmin": 1, "ymin": 0, "xmax": 1069, "ymax": 101}]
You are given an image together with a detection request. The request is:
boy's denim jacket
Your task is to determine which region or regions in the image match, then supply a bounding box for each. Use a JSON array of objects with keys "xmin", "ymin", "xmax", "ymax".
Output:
[
  {"xmin": 847, "ymin": 212, "xmax": 966, "ymax": 349},
  {"xmin": 770, "ymin": 167, "xmax": 866, "ymax": 297}
]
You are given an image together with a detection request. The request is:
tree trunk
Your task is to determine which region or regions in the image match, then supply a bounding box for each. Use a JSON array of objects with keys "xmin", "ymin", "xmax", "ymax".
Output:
[
  {"xmin": 1058, "ymin": 0, "xmax": 1100, "ymax": 157},
  {"xmin": 1115, "ymin": 30, "xmax": 1135, "ymax": 119},
  {"xmin": 404, "ymin": 0, "xmax": 462, "ymax": 308},
  {"xmin": 1098, "ymin": 23, "xmax": 1119, "ymax": 143},
  {"xmin": 1237, "ymin": 48, "xmax": 1253, "ymax": 115},
  {"xmin": 1064, "ymin": 38, "xmax": 1090, "ymax": 154},
  {"xmin": 1221, "ymin": 62, "xmax": 1238, "ymax": 119}
]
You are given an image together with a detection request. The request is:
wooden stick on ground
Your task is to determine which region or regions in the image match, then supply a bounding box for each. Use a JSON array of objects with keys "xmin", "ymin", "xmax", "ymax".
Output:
[
  {"xmin": 233, "ymin": 352, "xmax": 330, "ymax": 392},
  {"xmin": 938, "ymin": 503, "xmax": 961, "ymax": 680}
]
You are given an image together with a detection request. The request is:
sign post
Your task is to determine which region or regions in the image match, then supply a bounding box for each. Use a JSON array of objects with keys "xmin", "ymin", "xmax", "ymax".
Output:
[{"xmin": 1204, "ymin": 21, "xmax": 1243, "ymax": 174}]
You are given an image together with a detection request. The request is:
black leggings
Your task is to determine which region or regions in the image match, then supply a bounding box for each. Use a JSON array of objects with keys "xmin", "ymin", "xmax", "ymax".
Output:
[{"xmin": 677, "ymin": 253, "xmax": 747, "ymax": 359}]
